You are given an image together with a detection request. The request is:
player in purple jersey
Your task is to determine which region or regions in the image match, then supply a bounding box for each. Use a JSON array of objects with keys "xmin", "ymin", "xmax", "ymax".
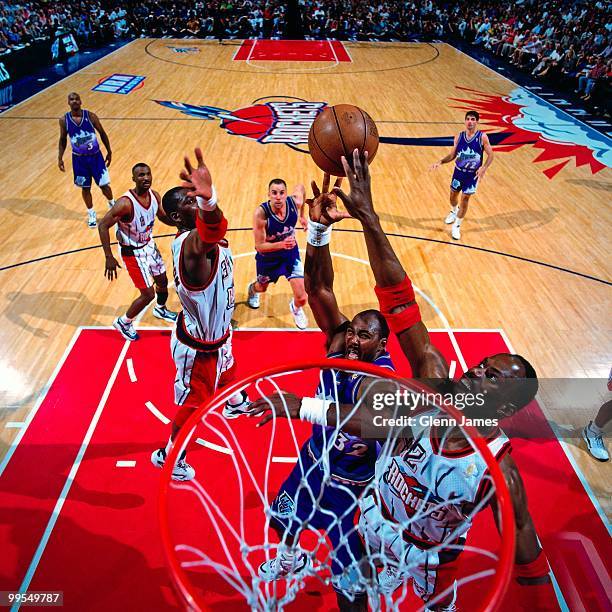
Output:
[
  {"xmin": 58, "ymin": 92, "xmax": 115, "ymax": 228},
  {"xmin": 429, "ymin": 111, "xmax": 494, "ymax": 241},
  {"xmin": 254, "ymin": 174, "xmax": 394, "ymax": 610},
  {"xmin": 246, "ymin": 178, "xmax": 309, "ymax": 329}
]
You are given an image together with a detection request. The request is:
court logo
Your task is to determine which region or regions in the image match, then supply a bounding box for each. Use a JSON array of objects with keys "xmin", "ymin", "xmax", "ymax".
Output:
[
  {"xmin": 381, "ymin": 86, "xmax": 610, "ymax": 179},
  {"xmin": 167, "ymin": 46, "xmax": 200, "ymax": 53},
  {"xmin": 93, "ymin": 74, "xmax": 146, "ymax": 95},
  {"xmin": 155, "ymin": 89, "xmax": 610, "ymax": 178},
  {"xmin": 154, "ymin": 96, "xmax": 326, "ymax": 152}
]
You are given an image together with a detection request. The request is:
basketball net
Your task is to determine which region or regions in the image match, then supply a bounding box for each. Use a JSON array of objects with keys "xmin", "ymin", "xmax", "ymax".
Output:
[{"xmin": 158, "ymin": 359, "xmax": 515, "ymax": 611}]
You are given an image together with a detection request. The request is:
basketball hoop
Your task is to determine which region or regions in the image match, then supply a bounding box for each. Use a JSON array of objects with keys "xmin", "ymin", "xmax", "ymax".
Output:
[{"xmin": 158, "ymin": 359, "xmax": 515, "ymax": 611}]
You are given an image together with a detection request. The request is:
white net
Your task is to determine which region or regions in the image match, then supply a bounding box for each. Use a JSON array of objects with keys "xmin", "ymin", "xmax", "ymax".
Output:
[{"xmin": 159, "ymin": 361, "xmax": 514, "ymax": 611}]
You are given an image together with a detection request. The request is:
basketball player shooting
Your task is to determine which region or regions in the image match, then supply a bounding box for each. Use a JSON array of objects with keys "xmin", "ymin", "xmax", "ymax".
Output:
[
  {"xmin": 254, "ymin": 150, "xmax": 557, "ymax": 610},
  {"xmin": 98, "ymin": 163, "xmax": 178, "ymax": 342},
  {"xmin": 150, "ymin": 148, "xmax": 251, "ymax": 482},
  {"xmin": 255, "ymin": 173, "xmax": 395, "ymax": 610}
]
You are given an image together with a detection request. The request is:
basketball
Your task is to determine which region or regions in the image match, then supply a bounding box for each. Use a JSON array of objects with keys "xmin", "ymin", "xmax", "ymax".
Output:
[{"xmin": 308, "ymin": 104, "xmax": 379, "ymax": 176}]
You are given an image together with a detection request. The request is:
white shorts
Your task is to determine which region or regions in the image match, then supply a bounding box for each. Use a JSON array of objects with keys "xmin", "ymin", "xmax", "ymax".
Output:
[
  {"xmin": 119, "ymin": 239, "xmax": 166, "ymax": 290},
  {"xmin": 358, "ymin": 496, "xmax": 460, "ymax": 604},
  {"xmin": 172, "ymin": 327, "xmax": 235, "ymax": 407}
]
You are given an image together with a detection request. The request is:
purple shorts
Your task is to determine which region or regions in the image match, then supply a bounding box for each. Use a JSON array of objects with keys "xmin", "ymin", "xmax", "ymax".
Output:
[{"xmin": 72, "ymin": 152, "xmax": 110, "ymax": 188}]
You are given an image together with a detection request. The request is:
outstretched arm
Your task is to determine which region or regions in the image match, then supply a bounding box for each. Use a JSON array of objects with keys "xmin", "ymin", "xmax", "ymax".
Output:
[
  {"xmin": 334, "ymin": 151, "xmax": 448, "ymax": 378},
  {"xmin": 304, "ymin": 174, "xmax": 351, "ymax": 350},
  {"xmin": 179, "ymin": 148, "xmax": 226, "ymax": 288}
]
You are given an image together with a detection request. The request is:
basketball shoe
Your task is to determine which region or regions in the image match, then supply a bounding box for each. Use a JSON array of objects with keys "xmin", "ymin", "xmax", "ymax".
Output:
[
  {"xmin": 444, "ymin": 209, "xmax": 457, "ymax": 224},
  {"xmin": 451, "ymin": 223, "xmax": 461, "ymax": 241},
  {"xmin": 258, "ymin": 548, "xmax": 311, "ymax": 581},
  {"xmin": 289, "ymin": 299, "xmax": 308, "ymax": 330},
  {"xmin": 113, "ymin": 316, "xmax": 139, "ymax": 341},
  {"xmin": 247, "ymin": 282, "xmax": 260, "ymax": 308},
  {"xmin": 150, "ymin": 447, "xmax": 196, "ymax": 481},
  {"xmin": 153, "ymin": 305, "xmax": 178, "ymax": 323},
  {"xmin": 222, "ymin": 390, "xmax": 252, "ymax": 419},
  {"xmin": 582, "ymin": 421, "xmax": 609, "ymax": 461},
  {"xmin": 87, "ymin": 209, "xmax": 97, "ymax": 228}
]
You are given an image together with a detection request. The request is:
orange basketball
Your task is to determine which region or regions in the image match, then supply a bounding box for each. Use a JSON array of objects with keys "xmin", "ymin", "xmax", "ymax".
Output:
[{"xmin": 308, "ymin": 104, "xmax": 379, "ymax": 177}]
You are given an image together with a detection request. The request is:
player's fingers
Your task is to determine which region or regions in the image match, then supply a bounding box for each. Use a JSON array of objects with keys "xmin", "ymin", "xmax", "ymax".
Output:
[
  {"xmin": 352, "ymin": 148, "xmax": 362, "ymax": 177},
  {"xmin": 362, "ymin": 150, "xmax": 370, "ymax": 178},
  {"xmin": 322, "ymin": 173, "xmax": 331, "ymax": 194},
  {"xmin": 179, "ymin": 169, "xmax": 191, "ymax": 182},
  {"xmin": 340, "ymin": 156, "xmax": 353, "ymax": 181},
  {"xmin": 183, "ymin": 155, "xmax": 194, "ymax": 176},
  {"xmin": 194, "ymin": 147, "xmax": 205, "ymax": 167},
  {"xmin": 333, "ymin": 176, "xmax": 343, "ymax": 189},
  {"xmin": 332, "ymin": 186, "xmax": 350, "ymax": 204},
  {"xmin": 256, "ymin": 414, "xmax": 273, "ymax": 427},
  {"xmin": 310, "ymin": 180, "xmax": 321, "ymax": 198}
]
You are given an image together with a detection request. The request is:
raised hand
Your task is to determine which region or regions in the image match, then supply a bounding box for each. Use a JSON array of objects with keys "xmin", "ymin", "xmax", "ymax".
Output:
[
  {"xmin": 104, "ymin": 254, "xmax": 121, "ymax": 281},
  {"xmin": 251, "ymin": 391, "xmax": 302, "ymax": 427},
  {"xmin": 179, "ymin": 147, "xmax": 213, "ymax": 200},
  {"xmin": 332, "ymin": 149, "xmax": 375, "ymax": 221},
  {"xmin": 306, "ymin": 173, "xmax": 350, "ymax": 227}
]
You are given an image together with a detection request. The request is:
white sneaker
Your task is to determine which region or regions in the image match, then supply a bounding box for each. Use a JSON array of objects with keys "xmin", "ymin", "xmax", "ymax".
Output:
[
  {"xmin": 258, "ymin": 550, "xmax": 311, "ymax": 581},
  {"xmin": 222, "ymin": 391, "xmax": 252, "ymax": 419},
  {"xmin": 444, "ymin": 209, "xmax": 457, "ymax": 224},
  {"xmin": 153, "ymin": 305, "xmax": 178, "ymax": 322},
  {"xmin": 247, "ymin": 282, "xmax": 260, "ymax": 309},
  {"xmin": 582, "ymin": 423, "xmax": 609, "ymax": 462},
  {"xmin": 151, "ymin": 447, "xmax": 196, "ymax": 481},
  {"xmin": 377, "ymin": 564, "xmax": 408, "ymax": 594},
  {"xmin": 289, "ymin": 300, "xmax": 308, "ymax": 330},
  {"xmin": 113, "ymin": 317, "xmax": 139, "ymax": 341},
  {"xmin": 451, "ymin": 224, "xmax": 461, "ymax": 240},
  {"xmin": 87, "ymin": 209, "xmax": 97, "ymax": 228}
]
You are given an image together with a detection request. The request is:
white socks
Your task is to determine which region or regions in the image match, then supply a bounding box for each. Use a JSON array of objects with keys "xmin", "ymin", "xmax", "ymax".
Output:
[
  {"xmin": 120, "ymin": 314, "xmax": 133, "ymax": 324},
  {"xmin": 453, "ymin": 217, "xmax": 463, "ymax": 228},
  {"xmin": 108, "ymin": 199, "xmax": 115, "ymax": 208}
]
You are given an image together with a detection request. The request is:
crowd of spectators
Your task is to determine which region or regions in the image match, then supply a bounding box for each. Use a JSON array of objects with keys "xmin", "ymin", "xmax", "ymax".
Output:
[
  {"xmin": 1, "ymin": 0, "xmax": 609, "ymax": 110},
  {"xmin": 457, "ymin": 1, "xmax": 611, "ymax": 106},
  {"xmin": 0, "ymin": 1, "xmax": 287, "ymax": 53}
]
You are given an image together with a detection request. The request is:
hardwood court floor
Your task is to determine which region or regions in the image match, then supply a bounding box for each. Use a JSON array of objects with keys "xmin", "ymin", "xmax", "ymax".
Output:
[{"xmin": 0, "ymin": 37, "xmax": 610, "ymax": 526}]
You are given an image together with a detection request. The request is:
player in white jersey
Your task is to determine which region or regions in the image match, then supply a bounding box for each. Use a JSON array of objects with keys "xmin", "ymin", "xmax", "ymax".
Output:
[
  {"xmin": 255, "ymin": 150, "xmax": 557, "ymax": 610},
  {"xmin": 150, "ymin": 148, "xmax": 250, "ymax": 481},
  {"xmin": 98, "ymin": 163, "xmax": 178, "ymax": 341}
]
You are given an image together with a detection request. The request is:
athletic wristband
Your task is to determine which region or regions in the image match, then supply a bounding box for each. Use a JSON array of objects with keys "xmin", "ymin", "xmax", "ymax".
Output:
[
  {"xmin": 196, "ymin": 212, "xmax": 228, "ymax": 245},
  {"xmin": 307, "ymin": 219, "xmax": 332, "ymax": 247},
  {"xmin": 375, "ymin": 276, "xmax": 421, "ymax": 334},
  {"xmin": 514, "ymin": 550, "xmax": 550, "ymax": 580},
  {"xmin": 196, "ymin": 185, "xmax": 218, "ymax": 211},
  {"xmin": 299, "ymin": 397, "xmax": 331, "ymax": 425}
]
